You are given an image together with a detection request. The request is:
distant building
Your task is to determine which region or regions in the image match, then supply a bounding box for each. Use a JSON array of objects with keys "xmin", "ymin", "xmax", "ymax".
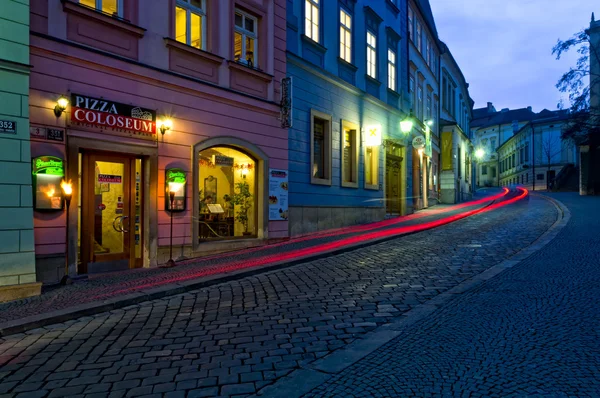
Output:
[
  {"xmin": 497, "ymin": 110, "xmax": 577, "ymax": 190},
  {"xmin": 438, "ymin": 42, "xmax": 474, "ymax": 204}
]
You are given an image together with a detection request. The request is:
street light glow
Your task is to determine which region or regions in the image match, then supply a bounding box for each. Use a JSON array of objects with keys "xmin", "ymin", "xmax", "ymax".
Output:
[{"xmin": 475, "ymin": 148, "xmax": 485, "ymax": 159}]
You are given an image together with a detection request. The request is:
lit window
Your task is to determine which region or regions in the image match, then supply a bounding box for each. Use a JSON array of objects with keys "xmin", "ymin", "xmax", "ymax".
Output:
[
  {"xmin": 79, "ymin": 0, "xmax": 122, "ymax": 17},
  {"xmin": 387, "ymin": 49, "xmax": 396, "ymax": 91},
  {"xmin": 408, "ymin": 7, "xmax": 414, "ymax": 42},
  {"xmin": 175, "ymin": 0, "xmax": 206, "ymax": 49},
  {"xmin": 341, "ymin": 121, "xmax": 358, "ymax": 187},
  {"xmin": 311, "ymin": 110, "xmax": 332, "ymax": 185},
  {"xmin": 234, "ymin": 9, "xmax": 258, "ymax": 67},
  {"xmin": 305, "ymin": 0, "xmax": 320, "ymax": 43},
  {"xmin": 416, "ymin": 21, "xmax": 422, "ymax": 53},
  {"xmin": 367, "ymin": 31, "xmax": 377, "ymax": 79},
  {"xmin": 339, "ymin": 9, "xmax": 352, "ymax": 63},
  {"xmin": 365, "ymin": 145, "xmax": 379, "ymax": 189}
]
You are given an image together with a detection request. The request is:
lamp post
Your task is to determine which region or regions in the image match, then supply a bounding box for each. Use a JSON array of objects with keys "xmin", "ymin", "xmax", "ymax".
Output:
[
  {"xmin": 60, "ymin": 180, "xmax": 73, "ymax": 285},
  {"xmin": 166, "ymin": 181, "xmax": 183, "ymax": 268}
]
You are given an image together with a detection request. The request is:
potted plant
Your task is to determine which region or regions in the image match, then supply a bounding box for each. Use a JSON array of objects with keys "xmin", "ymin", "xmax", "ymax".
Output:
[
  {"xmin": 222, "ymin": 194, "xmax": 234, "ymax": 217},
  {"xmin": 231, "ymin": 181, "xmax": 253, "ymax": 236}
]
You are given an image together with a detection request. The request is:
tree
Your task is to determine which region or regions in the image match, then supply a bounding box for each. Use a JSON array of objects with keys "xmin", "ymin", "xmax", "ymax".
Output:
[
  {"xmin": 540, "ymin": 133, "xmax": 562, "ymax": 188},
  {"xmin": 553, "ymin": 17, "xmax": 600, "ymax": 194}
]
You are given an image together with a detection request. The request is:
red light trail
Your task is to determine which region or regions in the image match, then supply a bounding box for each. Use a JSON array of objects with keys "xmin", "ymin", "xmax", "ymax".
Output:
[{"xmin": 91, "ymin": 188, "xmax": 526, "ymax": 301}]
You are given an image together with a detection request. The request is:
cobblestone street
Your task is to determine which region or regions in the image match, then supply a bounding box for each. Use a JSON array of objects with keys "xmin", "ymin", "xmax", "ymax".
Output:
[
  {"xmin": 0, "ymin": 194, "xmax": 558, "ymax": 397},
  {"xmin": 303, "ymin": 193, "xmax": 600, "ymax": 397}
]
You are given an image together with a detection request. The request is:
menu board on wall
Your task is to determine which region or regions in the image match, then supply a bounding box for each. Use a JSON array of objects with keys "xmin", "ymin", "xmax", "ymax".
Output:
[
  {"xmin": 268, "ymin": 169, "xmax": 289, "ymax": 221},
  {"xmin": 32, "ymin": 156, "xmax": 65, "ymax": 211}
]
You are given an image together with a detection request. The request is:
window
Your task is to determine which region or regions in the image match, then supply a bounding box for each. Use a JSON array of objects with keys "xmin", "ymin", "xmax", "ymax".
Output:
[
  {"xmin": 417, "ymin": 85, "xmax": 423, "ymax": 120},
  {"xmin": 364, "ymin": 146, "xmax": 379, "ymax": 189},
  {"xmin": 520, "ymin": 148, "xmax": 524, "ymax": 164},
  {"xmin": 305, "ymin": 0, "xmax": 320, "ymax": 43},
  {"xmin": 490, "ymin": 137, "xmax": 496, "ymax": 152},
  {"xmin": 491, "ymin": 167, "xmax": 497, "ymax": 178},
  {"xmin": 409, "ymin": 75, "xmax": 415, "ymax": 107},
  {"xmin": 425, "ymin": 37, "xmax": 431, "ymax": 66},
  {"xmin": 416, "ymin": 21, "xmax": 422, "ymax": 52},
  {"xmin": 175, "ymin": 0, "xmax": 205, "ymax": 49},
  {"xmin": 198, "ymin": 146, "xmax": 257, "ymax": 239},
  {"xmin": 426, "ymin": 93, "xmax": 432, "ymax": 120},
  {"xmin": 512, "ymin": 153, "xmax": 515, "ymax": 168},
  {"xmin": 310, "ymin": 110, "xmax": 332, "ymax": 185},
  {"xmin": 79, "ymin": 0, "xmax": 122, "ymax": 17},
  {"xmin": 525, "ymin": 142, "xmax": 530, "ymax": 161},
  {"xmin": 408, "ymin": 7, "xmax": 414, "ymax": 41},
  {"xmin": 430, "ymin": 48, "xmax": 436, "ymax": 75},
  {"xmin": 482, "ymin": 165, "xmax": 488, "ymax": 175},
  {"xmin": 521, "ymin": 175, "xmax": 524, "ymax": 184},
  {"xmin": 339, "ymin": 9, "xmax": 352, "ymax": 63},
  {"xmin": 442, "ymin": 76, "xmax": 448, "ymax": 110},
  {"xmin": 457, "ymin": 146, "xmax": 462, "ymax": 178},
  {"xmin": 387, "ymin": 49, "xmax": 396, "ymax": 90},
  {"xmin": 366, "ymin": 31, "xmax": 377, "ymax": 79},
  {"xmin": 234, "ymin": 9, "xmax": 258, "ymax": 67},
  {"xmin": 537, "ymin": 174, "xmax": 544, "ymax": 180},
  {"xmin": 341, "ymin": 121, "xmax": 358, "ymax": 188}
]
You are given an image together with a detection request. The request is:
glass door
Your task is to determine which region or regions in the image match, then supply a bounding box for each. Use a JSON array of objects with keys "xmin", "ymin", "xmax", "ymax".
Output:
[{"xmin": 81, "ymin": 153, "xmax": 136, "ymax": 274}]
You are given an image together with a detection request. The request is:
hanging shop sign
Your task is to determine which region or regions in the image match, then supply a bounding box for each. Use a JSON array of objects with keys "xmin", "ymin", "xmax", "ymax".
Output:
[
  {"xmin": 268, "ymin": 169, "xmax": 289, "ymax": 221},
  {"xmin": 424, "ymin": 126, "xmax": 432, "ymax": 158},
  {"xmin": 165, "ymin": 168, "xmax": 187, "ymax": 212},
  {"xmin": 213, "ymin": 155, "xmax": 234, "ymax": 167},
  {"xmin": 441, "ymin": 131, "xmax": 453, "ymax": 171},
  {"xmin": 98, "ymin": 174, "xmax": 122, "ymax": 183},
  {"xmin": 412, "ymin": 135, "xmax": 426, "ymax": 150},
  {"xmin": 365, "ymin": 125, "xmax": 382, "ymax": 147},
  {"xmin": 0, "ymin": 120, "xmax": 16, "ymax": 134},
  {"xmin": 70, "ymin": 93, "xmax": 156, "ymax": 137},
  {"xmin": 32, "ymin": 156, "xmax": 65, "ymax": 211}
]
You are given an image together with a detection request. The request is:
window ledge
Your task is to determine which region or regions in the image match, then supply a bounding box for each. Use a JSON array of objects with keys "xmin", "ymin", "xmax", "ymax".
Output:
[
  {"xmin": 387, "ymin": 88, "xmax": 400, "ymax": 97},
  {"xmin": 310, "ymin": 177, "xmax": 332, "ymax": 186},
  {"xmin": 365, "ymin": 74, "xmax": 382, "ymax": 86},
  {"xmin": 341, "ymin": 181, "xmax": 359, "ymax": 189},
  {"xmin": 227, "ymin": 61, "xmax": 273, "ymax": 82},
  {"xmin": 164, "ymin": 38, "xmax": 224, "ymax": 64},
  {"xmin": 62, "ymin": 0, "xmax": 146, "ymax": 37},
  {"xmin": 364, "ymin": 183, "xmax": 379, "ymax": 191},
  {"xmin": 337, "ymin": 57, "xmax": 358, "ymax": 71},
  {"xmin": 385, "ymin": 0, "xmax": 400, "ymax": 15},
  {"xmin": 301, "ymin": 34, "xmax": 327, "ymax": 54}
]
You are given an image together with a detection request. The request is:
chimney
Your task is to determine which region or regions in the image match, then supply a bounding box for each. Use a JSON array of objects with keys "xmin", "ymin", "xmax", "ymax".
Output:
[
  {"xmin": 487, "ymin": 102, "xmax": 493, "ymax": 112},
  {"xmin": 527, "ymin": 106, "xmax": 532, "ymax": 112}
]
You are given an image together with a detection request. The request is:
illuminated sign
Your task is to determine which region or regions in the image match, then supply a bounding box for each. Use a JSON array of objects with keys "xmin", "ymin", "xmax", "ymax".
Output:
[
  {"xmin": 213, "ymin": 155, "xmax": 234, "ymax": 167},
  {"xmin": 32, "ymin": 156, "xmax": 64, "ymax": 176},
  {"xmin": 165, "ymin": 168, "xmax": 187, "ymax": 212},
  {"xmin": 412, "ymin": 135, "xmax": 426, "ymax": 150},
  {"xmin": 70, "ymin": 93, "xmax": 156, "ymax": 136},
  {"xmin": 365, "ymin": 125, "xmax": 382, "ymax": 147}
]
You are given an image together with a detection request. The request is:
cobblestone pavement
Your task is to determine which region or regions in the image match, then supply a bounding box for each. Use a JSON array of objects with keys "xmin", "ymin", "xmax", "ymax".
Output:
[
  {"xmin": 0, "ymin": 193, "xmax": 556, "ymax": 397},
  {"xmin": 304, "ymin": 193, "xmax": 600, "ymax": 398},
  {"xmin": 0, "ymin": 190, "xmax": 504, "ymax": 325}
]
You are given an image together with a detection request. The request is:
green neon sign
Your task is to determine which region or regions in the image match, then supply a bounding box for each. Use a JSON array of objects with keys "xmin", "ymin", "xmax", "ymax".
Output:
[
  {"xmin": 32, "ymin": 156, "xmax": 64, "ymax": 176},
  {"xmin": 166, "ymin": 168, "xmax": 186, "ymax": 184}
]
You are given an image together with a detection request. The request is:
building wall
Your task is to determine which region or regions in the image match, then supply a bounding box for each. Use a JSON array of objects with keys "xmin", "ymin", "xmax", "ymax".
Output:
[
  {"xmin": 286, "ymin": 0, "xmax": 412, "ymax": 235},
  {"xmin": 29, "ymin": 0, "xmax": 288, "ymax": 283},
  {"xmin": 440, "ymin": 125, "xmax": 471, "ymax": 203},
  {"xmin": 0, "ymin": 0, "xmax": 41, "ymax": 300}
]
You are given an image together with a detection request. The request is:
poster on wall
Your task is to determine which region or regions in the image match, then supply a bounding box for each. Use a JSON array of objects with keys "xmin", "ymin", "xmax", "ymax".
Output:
[
  {"xmin": 268, "ymin": 169, "xmax": 289, "ymax": 221},
  {"xmin": 441, "ymin": 131, "xmax": 453, "ymax": 171}
]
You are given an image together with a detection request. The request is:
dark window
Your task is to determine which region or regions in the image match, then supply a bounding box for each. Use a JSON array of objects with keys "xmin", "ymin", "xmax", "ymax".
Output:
[
  {"xmin": 313, "ymin": 118, "xmax": 326, "ymax": 179},
  {"xmin": 537, "ymin": 174, "xmax": 544, "ymax": 180},
  {"xmin": 482, "ymin": 165, "xmax": 488, "ymax": 175},
  {"xmin": 491, "ymin": 167, "xmax": 496, "ymax": 178}
]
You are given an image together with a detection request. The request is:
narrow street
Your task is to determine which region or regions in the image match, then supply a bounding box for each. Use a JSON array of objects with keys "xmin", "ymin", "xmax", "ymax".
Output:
[{"xmin": 0, "ymin": 193, "xmax": 563, "ymax": 397}]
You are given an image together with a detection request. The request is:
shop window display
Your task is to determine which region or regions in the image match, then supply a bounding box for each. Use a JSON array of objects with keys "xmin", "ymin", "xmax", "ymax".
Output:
[{"xmin": 198, "ymin": 147, "xmax": 256, "ymax": 240}]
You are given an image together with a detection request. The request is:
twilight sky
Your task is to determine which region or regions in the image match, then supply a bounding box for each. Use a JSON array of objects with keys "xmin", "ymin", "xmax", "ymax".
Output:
[{"xmin": 429, "ymin": 0, "xmax": 594, "ymax": 113}]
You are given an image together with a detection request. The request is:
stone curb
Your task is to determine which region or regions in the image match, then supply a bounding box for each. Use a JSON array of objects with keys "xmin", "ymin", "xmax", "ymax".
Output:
[
  {"xmin": 251, "ymin": 193, "xmax": 570, "ymax": 398},
  {"xmin": 0, "ymin": 199, "xmax": 500, "ymax": 338}
]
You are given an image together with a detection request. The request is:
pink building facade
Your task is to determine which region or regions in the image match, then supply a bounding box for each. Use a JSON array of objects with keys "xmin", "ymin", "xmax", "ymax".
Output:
[{"xmin": 29, "ymin": 0, "xmax": 288, "ymax": 284}]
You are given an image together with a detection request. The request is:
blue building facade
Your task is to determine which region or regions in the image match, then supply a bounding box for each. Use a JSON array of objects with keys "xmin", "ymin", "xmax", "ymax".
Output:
[{"xmin": 286, "ymin": 0, "xmax": 414, "ymax": 236}]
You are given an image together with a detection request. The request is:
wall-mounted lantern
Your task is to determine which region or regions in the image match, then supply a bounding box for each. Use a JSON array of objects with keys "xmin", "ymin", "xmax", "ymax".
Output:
[
  {"xmin": 158, "ymin": 119, "xmax": 173, "ymax": 136},
  {"xmin": 54, "ymin": 96, "xmax": 69, "ymax": 117},
  {"xmin": 400, "ymin": 110, "xmax": 414, "ymax": 134}
]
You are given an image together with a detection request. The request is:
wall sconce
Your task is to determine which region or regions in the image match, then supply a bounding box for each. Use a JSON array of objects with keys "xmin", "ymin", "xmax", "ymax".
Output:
[
  {"xmin": 400, "ymin": 110, "xmax": 414, "ymax": 134},
  {"xmin": 54, "ymin": 95, "xmax": 69, "ymax": 117},
  {"xmin": 425, "ymin": 119, "xmax": 434, "ymax": 127},
  {"xmin": 234, "ymin": 163, "xmax": 253, "ymax": 178},
  {"xmin": 158, "ymin": 119, "xmax": 173, "ymax": 136}
]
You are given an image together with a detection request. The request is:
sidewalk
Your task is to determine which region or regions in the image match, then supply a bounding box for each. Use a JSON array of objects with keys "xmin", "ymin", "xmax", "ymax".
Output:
[{"xmin": 0, "ymin": 189, "xmax": 508, "ymax": 336}]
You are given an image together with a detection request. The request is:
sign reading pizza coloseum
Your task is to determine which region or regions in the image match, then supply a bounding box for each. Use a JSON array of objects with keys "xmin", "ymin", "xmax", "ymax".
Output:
[{"xmin": 70, "ymin": 94, "xmax": 156, "ymax": 137}]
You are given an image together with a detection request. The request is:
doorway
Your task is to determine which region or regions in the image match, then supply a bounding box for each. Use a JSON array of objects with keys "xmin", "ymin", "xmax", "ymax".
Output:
[
  {"xmin": 385, "ymin": 154, "xmax": 403, "ymax": 216},
  {"xmin": 80, "ymin": 152, "xmax": 143, "ymax": 274}
]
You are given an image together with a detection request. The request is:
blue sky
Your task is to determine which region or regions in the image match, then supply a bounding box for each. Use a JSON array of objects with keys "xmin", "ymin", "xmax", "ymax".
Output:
[{"xmin": 429, "ymin": 0, "xmax": 594, "ymax": 112}]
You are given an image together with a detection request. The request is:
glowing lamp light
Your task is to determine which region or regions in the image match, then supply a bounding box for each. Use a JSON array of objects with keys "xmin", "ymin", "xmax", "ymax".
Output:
[
  {"xmin": 400, "ymin": 118, "xmax": 413, "ymax": 134},
  {"xmin": 158, "ymin": 119, "xmax": 173, "ymax": 135},
  {"xmin": 426, "ymin": 119, "xmax": 434, "ymax": 127},
  {"xmin": 168, "ymin": 181, "xmax": 184, "ymax": 194},
  {"xmin": 241, "ymin": 168, "xmax": 249, "ymax": 176},
  {"xmin": 54, "ymin": 95, "xmax": 69, "ymax": 117},
  {"xmin": 46, "ymin": 188, "xmax": 55, "ymax": 198},
  {"xmin": 475, "ymin": 148, "xmax": 485, "ymax": 160},
  {"xmin": 365, "ymin": 125, "xmax": 382, "ymax": 147},
  {"xmin": 60, "ymin": 180, "xmax": 73, "ymax": 197}
]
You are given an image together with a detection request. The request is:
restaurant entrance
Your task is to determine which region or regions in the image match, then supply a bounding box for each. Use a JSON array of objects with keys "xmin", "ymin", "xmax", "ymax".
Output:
[{"xmin": 79, "ymin": 152, "xmax": 144, "ymax": 274}]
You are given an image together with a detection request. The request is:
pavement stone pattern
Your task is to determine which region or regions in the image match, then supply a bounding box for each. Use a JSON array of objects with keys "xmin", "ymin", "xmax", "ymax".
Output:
[
  {"xmin": 0, "ymin": 190, "xmax": 502, "ymax": 325},
  {"xmin": 304, "ymin": 193, "xmax": 600, "ymax": 398},
  {"xmin": 0, "ymin": 194, "xmax": 556, "ymax": 397}
]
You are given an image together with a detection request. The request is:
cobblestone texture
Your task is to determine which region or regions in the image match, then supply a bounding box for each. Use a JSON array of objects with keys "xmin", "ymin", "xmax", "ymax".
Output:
[
  {"xmin": 0, "ymin": 193, "xmax": 556, "ymax": 397},
  {"xmin": 304, "ymin": 193, "xmax": 600, "ymax": 397}
]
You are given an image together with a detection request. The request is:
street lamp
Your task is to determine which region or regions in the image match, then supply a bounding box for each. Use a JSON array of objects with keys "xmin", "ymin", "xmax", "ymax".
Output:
[
  {"xmin": 475, "ymin": 148, "xmax": 485, "ymax": 160},
  {"xmin": 473, "ymin": 148, "xmax": 485, "ymax": 192},
  {"xmin": 60, "ymin": 179, "xmax": 73, "ymax": 285},
  {"xmin": 400, "ymin": 110, "xmax": 414, "ymax": 134},
  {"xmin": 166, "ymin": 181, "xmax": 184, "ymax": 268}
]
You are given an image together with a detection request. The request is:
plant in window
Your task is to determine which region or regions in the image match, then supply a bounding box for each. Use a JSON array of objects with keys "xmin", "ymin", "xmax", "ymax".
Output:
[{"xmin": 231, "ymin": 181, "xmax": 253, "ymax": 235}]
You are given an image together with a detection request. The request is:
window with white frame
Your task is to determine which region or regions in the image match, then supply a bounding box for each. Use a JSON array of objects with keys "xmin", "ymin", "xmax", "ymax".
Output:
[
  {"xmin": 417, "ymin": 85, "xmax": 423, "ymax": 120},
  {"xmin": 305, "ymin": 0, "xmax": 320, "ymax": 43},
  {"xmin": 175, "ymin": 0, "xmax": 206, "ymax": 49},
  {"xmin": 367, "ymin": 31, "xmax": 377, "ymax": 79},
  {"xmin": 387, "ymin": 49, "xmax": 396, "ymax": 91},
  {"xmin": 408, "ymin": 7, "xmax": 414, "ymax": 42},
  {"xmin": 416, "ymin": 20, "xmax": 422, "ymax": 53},
  {"xmin": 341, "ymin": 121, "xmax": 358, "ymax": 188},
  {"xmin": 311, "ymin": 109, "xmax": 332, "ymax": 185},
  {"xmin": 425, "ymin": 37, "xmax": 431, "ymax": 66},
  {"xmin": 426, "ymin": 93, "xmax": 432, "ymax": 120},
  {"xmin": 340, "ymin": 9, "xmax": 352, "ymax": 63},
  {"xmin": 234, "ymin": 9, "xmax": 258, "ymax": 67},
  {"xmin": 79, "ymin": 0, "xmax": 122, "ymax": 17},
  {"xmin": 409, "ymin": 75, "xmax": 415, "ymax": 110}
]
